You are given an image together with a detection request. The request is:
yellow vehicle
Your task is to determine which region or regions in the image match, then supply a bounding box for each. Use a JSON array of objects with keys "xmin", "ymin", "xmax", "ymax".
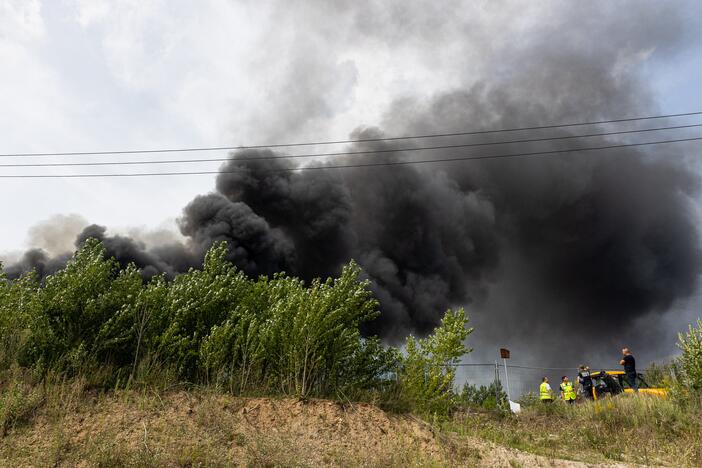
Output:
[{"xmin": 589, "ymin": 370, "xmax": 667, "ymax": 399}]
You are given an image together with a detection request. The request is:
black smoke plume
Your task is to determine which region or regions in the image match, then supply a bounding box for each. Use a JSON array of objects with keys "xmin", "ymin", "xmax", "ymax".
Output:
[{"xmin": 4, "ymin": 1, "xmax": 700, "ymax": 362}]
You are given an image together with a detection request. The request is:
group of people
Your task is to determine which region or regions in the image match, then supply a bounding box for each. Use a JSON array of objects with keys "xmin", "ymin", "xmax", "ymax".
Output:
[
  {"xmin": 539, "ymin": 375, "xmax": 577, "ymax": 403},
  {"xmin": 538, "ymin": 348, "xmax": 637, "ymax": 403}
]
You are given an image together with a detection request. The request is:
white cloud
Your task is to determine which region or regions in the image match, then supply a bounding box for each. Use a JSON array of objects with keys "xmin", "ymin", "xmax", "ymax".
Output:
[
  {"xmin": 0, "ymin": 0, "xmax": 44, "ymax": 42},
  {"xmin": 73, "ymin": 0, "xmax": 109, "ymax": 27}
]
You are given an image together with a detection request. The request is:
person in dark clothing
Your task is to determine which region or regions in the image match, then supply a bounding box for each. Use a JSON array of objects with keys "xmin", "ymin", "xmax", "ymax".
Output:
[
  {"xmin": 577, "ymin": 365, "xmax": 594, "ymax": 400},
  {"xmin": 619, "ymin": 348, "xmax": 638, "ymax": 392}
]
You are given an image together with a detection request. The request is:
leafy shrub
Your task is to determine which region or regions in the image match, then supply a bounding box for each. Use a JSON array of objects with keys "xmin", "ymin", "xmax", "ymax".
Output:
[
  {"xmin": 0, "ymin": 239, "xmax": 475, "ymax": 411},
  {"xmin": 460, "ymin": 381, "xmax": 507, "ymax": 410},
  {"xmin": 95, "ymin": 274, "xmax": 170, "ymax": 380},
  {"xmin": 0, "ymin": 239, "xmax": 437, "ymax": 404},
  {"xmin": 200, "ymin": 260, "xmax": 390, "ymax": 397},
  {"xmin": 677, "ymin": 319, "xmax": 702, "ymax": 391},
  {"xmin": 643, "ymin": 361, "xmax": 673, "ymax": 388},
  {"xmin": 157, "ymin": 243, "xmax": 253, "ymax": 380},
  {"xmin": 22, "ymin": 240, "xmax": 143, "ymax": 375},
  {"xmin": 398, "ymin": 308, "xmax": 472, "ymax": 415},
  {"xmin": 339, "ymin": 336, "xmax": 401, "ymax": 399},
  {"xmin": 261, "ymin": 263, "xmax": 381, "ymax": 397},
  {"xmin": 0, "ymin": 269, "xmax": 39, "ymax": 370}
]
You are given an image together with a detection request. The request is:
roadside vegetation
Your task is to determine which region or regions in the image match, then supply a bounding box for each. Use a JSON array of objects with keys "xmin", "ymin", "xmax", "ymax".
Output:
[
  {"xmin": 443, "ymin": 318, "xmax": 702, "ymax": 466},
  {"xmin": 1, "ymin": 239, "xmax": 702, "ymax": 466},
  {"xmin": 446, "ymin": 393, "xmax": 702, "ymax": 466},
  {"xmin": 0, "ymin": 239, "xmax": 467, "ymax": 406}
]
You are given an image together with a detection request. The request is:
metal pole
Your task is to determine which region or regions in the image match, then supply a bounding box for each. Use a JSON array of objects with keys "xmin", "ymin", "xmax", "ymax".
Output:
[
  {"xmin": 494, "ymin": 361, "xmax": 500, "ymax": 406},
  {"xmin": 503, "ymin": 358, "xmax": 512, "ymax": 402}
]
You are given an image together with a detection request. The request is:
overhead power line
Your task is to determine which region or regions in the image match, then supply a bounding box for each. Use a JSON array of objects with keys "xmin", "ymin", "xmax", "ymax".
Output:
[
  {"xmin": 453, "ymin": 363, "xmax": 606, "ymax": 371},
  {"xmin": 2, "ymin": 111, "xmax": 702, "ymax": 158},
  {"xmin": 1, "ymin": 135, "xmax": 699, "ymax": 179},
  {"xmin": 1, "ymin": 122, "xmax": 699, "ymax": 168}
]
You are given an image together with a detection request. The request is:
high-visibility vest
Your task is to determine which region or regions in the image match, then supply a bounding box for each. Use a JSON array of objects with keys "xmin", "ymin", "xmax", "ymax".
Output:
[
  {"xmin": 560, "ymin": 381, "xmax": 576, "ymax": 400},
  {"xmin": 539, "ymin": 382, "xmax": 553, "ymax": 400}
]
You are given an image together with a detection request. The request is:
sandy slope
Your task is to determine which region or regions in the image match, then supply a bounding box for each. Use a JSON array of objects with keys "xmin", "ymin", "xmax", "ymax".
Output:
[{"xmin": 0, "ymin": 391, "xmax": 636, "ymax": 467}]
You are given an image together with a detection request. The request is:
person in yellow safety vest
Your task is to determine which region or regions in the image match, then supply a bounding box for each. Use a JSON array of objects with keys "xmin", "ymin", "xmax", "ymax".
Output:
[
  {"xmin": 539, "ymin": 376, "xmax": 553, "ymax": 403},
  {"xmin": 560, "ymin": 376, "xmax": 576, "ymax": 404}
]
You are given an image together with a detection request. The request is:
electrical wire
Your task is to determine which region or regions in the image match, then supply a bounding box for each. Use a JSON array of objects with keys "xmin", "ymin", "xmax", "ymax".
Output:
[
  {"xmin": 441, "ymin": 363, "xmax": 609, "ymax": 370},
  {"xmin": 1, "ymin": 122, "xmax": 699, "ymax": 168},
  {"xmin": 0, "ymin": 135, "xmax": 699, "ymax": 179},
  {"xmin": 2, "ymin": 111, "xmax": 702, "ymax": 158}
]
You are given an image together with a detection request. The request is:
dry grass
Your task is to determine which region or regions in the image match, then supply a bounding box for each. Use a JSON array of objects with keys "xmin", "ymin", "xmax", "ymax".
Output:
[
  {"xmin": 2, "ymin": 372, "xmax": 692, "ymax": 467},
  {"xmin": 0, "ymin": 377, "xmax": 451, "ymax": 467},
  {"xmin": 445, "ymin": 394, "xmax": 702, "ymax": 467}
]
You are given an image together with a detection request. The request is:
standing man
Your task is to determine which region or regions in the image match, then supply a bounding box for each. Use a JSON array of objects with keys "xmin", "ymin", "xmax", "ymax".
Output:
[
  {"xmin": 620, "ymin": 347, "xmax": 638, "ymax": 392},
  {"xmin": 560, "ymin": 376, "xmax": 576, "ymax": 404},
  {"xmin": 540, "ymin": 376, "xmax": 554, "ymax": 403},
  {"xmin": 577, "ymin": 365, "xmax": 594, "ymax": 400}
]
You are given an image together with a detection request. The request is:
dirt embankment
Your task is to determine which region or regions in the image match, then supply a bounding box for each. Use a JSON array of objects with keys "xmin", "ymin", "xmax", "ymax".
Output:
[{"xmin": 0, "ymin": 391, "xmax": 632, "ymax": 467}]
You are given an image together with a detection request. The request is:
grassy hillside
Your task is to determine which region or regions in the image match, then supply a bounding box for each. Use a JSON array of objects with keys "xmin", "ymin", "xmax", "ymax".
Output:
[
  {"xmin": 3, "ymin": 240, "xmax": 702, "ymax": 466},
  {"xmin": 0, "ymin": 240, "xmax": 469, "ymax": 417},
  {"xmin": 446, "ymin": 394, "xmax": 702, "ymax": 466},
  {"xmin": 1, "ymin": 372, "xmax": 699, "ymax": 467},
  {"xmin": 0, "ymin": 384, "xmax": 443, "ymax": 466},
  {"xmin": 0, "ymin": 388, "xmax": 611, "ymax": 468}
]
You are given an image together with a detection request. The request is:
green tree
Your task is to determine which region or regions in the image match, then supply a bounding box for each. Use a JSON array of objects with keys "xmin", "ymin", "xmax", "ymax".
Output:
[
  {"xmin": 0, "ymin": 239, "xmax": 468, "ymax": 405},
  {"xmin": 157, "ymin": 242, "xmax": 253, "ymax": 380},
  {"xmin": 200, "ymin": 276, "xmax": 272, "ymax": 392},
  {"xmin": 264, "ymin": 262, "xmax": 380, "ymax": 397},
  {"xmin": 95, "ymin": 274, "xmax": 169, "ymax": 378},
  {"xmin": 677, "ymin": 319, "xmax": 702, "ymax": 391},
  {"xmin": 0, "ymin": 266, "xmax": 40, "ymax": 370},
  {"xmin": 459, "ymin": 381, "xmax": 507, "ymax": 410},
  {"xmin": 23, "ymin": 239, "xmax": 144, "ymax": 375},
  {"xmin": 399, "ymin": 308, "xmax": 472, "ymax": 415},
  {"xmin": 200, "ymin": 260, "xmax": 390, "ymax": 398}
]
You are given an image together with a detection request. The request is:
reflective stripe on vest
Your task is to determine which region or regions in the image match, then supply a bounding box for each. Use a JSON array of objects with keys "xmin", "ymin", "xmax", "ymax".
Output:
[
  {"xmin": 539, "ymin": 382, "xmax": 552, "ymax": 400},
  {"xmin": 560, "ymin": 382, "xmax": 576, "ymax": 400}
]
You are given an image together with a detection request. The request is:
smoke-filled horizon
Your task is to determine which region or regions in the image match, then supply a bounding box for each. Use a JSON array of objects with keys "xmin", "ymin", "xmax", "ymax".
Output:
[{"xmin": 3, "ymin": 0, "xmax": 702, "ymax": 366}]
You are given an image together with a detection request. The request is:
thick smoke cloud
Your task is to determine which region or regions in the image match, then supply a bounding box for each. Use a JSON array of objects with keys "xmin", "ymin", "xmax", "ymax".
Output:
[
  {"xmin": 4, "ymin": 1, "xmax": 701, "ymax": 362},
  {"xmin": 4, "ymin": 249, "xmax": 71, "ymax": 280},
  {"xmin": 179, "ymin": 192, "xmax": 294, "ymax": 275},
  {"xmin": 74, "ymin": 225, "xmax": 199, "ymax": 278},
  {"xmin": 207, "ymin": 145, "xmax": 498, "ymax": 337}
]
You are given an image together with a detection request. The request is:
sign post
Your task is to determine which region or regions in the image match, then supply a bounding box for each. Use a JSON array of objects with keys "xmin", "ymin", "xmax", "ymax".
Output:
[
  {"xmin": 500, "ymin": 348, "xmax": 512, "ymax": 403},
  {"xmin": 500, "ymin": 348, "xmax": 520, "ymax": 413}
]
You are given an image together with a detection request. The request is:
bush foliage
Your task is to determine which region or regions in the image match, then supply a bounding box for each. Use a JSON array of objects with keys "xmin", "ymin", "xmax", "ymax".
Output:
[
  {"xmin": 460, "ymin": 381, "xmax": 507, "ymax": 410},
  {"xmin": 399, "ymin": 309, "xmax": 472, "ymax": 415},
  {"xmin": 678, "ymin": 318, "xmax": 702, "ymax": 392},
  {"xmin": 0, "ymin": 239, "xmax": 471, "ymax": 413}
]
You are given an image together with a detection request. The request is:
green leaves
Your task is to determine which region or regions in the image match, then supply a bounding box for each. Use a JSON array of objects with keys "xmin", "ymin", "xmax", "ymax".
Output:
[
  {"xmin": 0, "ymin": 268, "xmax": 40, "ymax": 370},
  {"xmin": 157, "ymin": 242, "xmax": 251, "ymax": 379},
  {"xmin": 398, "ymin": 308, "xmax": 472, "ymax": 416},
  {"xmin": 678, "ymin": 319, "xmax": 702, "ymax": 391},
  {"xmin": 0, "ymin": 239, "xmax": 472, "ymax": 411},
  {"xmin": 199, "ymin": 260, "xmax": 386, "ymax": 397},
  {"xmin": 24, "ymin": 239, "xmax": 135, "ymax": 374},
  {"xmin": 0, "ymin": 240, "xmax": 401, "ymax": 399},
  {"xmin": 460, "ymin": 381, "xmax": 507, "ymax": 410}
]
